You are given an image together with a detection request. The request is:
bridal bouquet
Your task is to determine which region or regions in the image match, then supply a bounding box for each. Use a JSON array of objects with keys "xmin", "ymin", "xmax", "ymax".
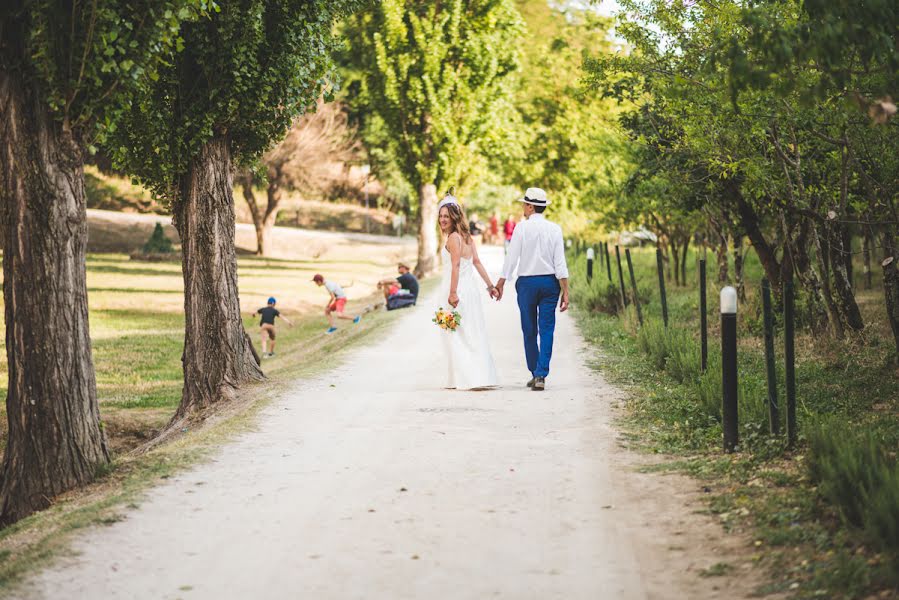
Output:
[{"xmin": 433, "ymin": 307, "xmax": 461, "ymax": 332}]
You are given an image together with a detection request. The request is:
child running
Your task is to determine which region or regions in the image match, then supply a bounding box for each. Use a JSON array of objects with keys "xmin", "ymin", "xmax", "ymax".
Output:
[
  {"xmin": 253, "ymin": 297, "xmax": 292, "ymax": 357},
  {"xmin": 312, "ymin": 273, "xmax": 361, "ymax": 334}
]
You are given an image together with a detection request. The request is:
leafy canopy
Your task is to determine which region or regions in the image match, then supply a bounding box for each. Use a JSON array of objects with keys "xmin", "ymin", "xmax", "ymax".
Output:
[
  {"xmin": 109, "ymin": 0, "xmax": 361, "ymax": 196},
  {"xmin": 0, "ymin": 0, "xmax": 212, "ymax": 145},
  {"xmin": 342, "ymin": 0, "xmax": 524, "ymax": 192}
]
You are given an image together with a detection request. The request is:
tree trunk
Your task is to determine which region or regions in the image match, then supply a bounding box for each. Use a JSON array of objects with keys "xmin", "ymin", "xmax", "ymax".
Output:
[
  {"xmin": 841, "ymin": 225, "xmax": 854, "ymax": 287},
  {"xmin": 237, "ymin": 173, "xmax": 280, "ymax": 257},
  {"xmin": 680, "ymin": 234, "xmax": 690, "ymax": 287},
  {"xmin": 0, "ymin": 70, "xmax": 109, "ymax": 525},
  {"xmin": 813, "ymin": 223, "xmax": 845, "ymax": 338},
  {"xmin": 882, "ymin": 231, "xmax": 899, "ymax": 360},
  {"xmin": 669, "ymin": 239, "xmax": 680, "ymax": 286},
  {"xmin": 261, "ymin": 182, "xmax": 281, "ymax": 257},
  {"xmin": 716, "ymin": 234, "xmax": 729, "ymax": 284},
  {"xmin": 415, "ymin": 183, "xmax": 438, "ymax": 277},
  {"xmin": 829, "ymin": 223, "xmax": 864, "ymax": 331},
  {"xmin": 733, "ymin": 234, "xmax": 745, "ymax": 300},
  {"xmin": 734, "ymin": 188, "xmax": 781, "ymax": 291},
  {"xmin": 171, "ymin": 135, "xmax": 263, "ymax": 421},
  {"xmin": 863, "ymin": 225, "xmax": 873, "ymax": 290}
]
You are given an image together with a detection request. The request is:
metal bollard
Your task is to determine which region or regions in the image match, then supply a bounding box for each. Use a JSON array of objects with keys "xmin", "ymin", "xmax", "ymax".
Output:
[
  {"xmin": 699, "ymin": 258, "xmax": 708, "ymax": 373},
  {"xmin": 605, "ymin": 242, "xmax": 613, "ymax": 282},
  {"xmin": 615, "ymin": 245, "xmax": 628, "ymax": 309},
  {"xmin": 625, "ymin": 248, "xmax": 643, "ymax": 326},
  {"xmin": 656, "ymin": 248, "xmax": 668, "ymax": 327},
  {"xmin": 721, "ymin": 286, "xmax": 739, "ymax": 453},
  {"xmin": 586, "ymin": 247, "xmax": 595, "ymax": 282}
]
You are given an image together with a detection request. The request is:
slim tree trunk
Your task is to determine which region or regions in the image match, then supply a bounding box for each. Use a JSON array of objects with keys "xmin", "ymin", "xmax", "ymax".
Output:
[
  {"xmin": 882, "ymin": 231, "xmax": 899, "ymax": 360},
  {"xmin": 841, "ymin": 225, "xmax": 853, "ymax": 287},
  {"xmin": 734, "ymin": 189, "xmax": 781, "ymax": 291},
  {"xmin": 716, "ymin": 234, "xmax": 729, "ymax": 284},
  {"xmin": 813, "ymin": 223, "xmax": 845, "ymax": 338},
  {"xmin": 415, "ymin": 182, "xmax": 438, "ymax": 276},
  {"xmin": 261, "ymin": 182, "xmax": 281, "ymax": 258},
  {"xmin": 863, "ymin": 225, "xmax": 873, "ymax": 290},
  {"xmin": 669, "ymin": 239, "xmax": 680, "ymax": 286},
  {"xmin": 0, "ymin": 71, "xmax": 109, "ymax": 525},
  {"xmin": 829, "ymin": 222, "xmax": 864, "ymax": 331},
  {"xmin": 172, "ymin": 135, "xmax": 263, "ymax": 421},
  {"xmin": 733, "ymin": 235, "xmax": 745, "ymax": 300},
  {"xmin": 680, "ymin": 234, "xmax": 690, "ymax": 287},
  {"xmin": 237, "ymin": 173, "xmax": 266, "ymax": 256}
]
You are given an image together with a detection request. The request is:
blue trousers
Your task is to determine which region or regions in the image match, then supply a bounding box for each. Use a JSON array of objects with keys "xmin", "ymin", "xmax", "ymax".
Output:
[{"xmin": 515, "ymin": 275, "xmax": 560, "ymax": 378}]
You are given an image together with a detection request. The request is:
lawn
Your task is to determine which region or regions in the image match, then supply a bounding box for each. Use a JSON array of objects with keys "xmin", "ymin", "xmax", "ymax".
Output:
[{"xmin": 0, "ymin": 246, "xmax": 417, "ymax": 456}]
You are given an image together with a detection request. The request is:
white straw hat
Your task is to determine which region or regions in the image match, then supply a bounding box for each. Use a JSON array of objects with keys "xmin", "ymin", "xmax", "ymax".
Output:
[{"xmin": 518, "ymin": 187, "xmax": 549, "ymax": 206}]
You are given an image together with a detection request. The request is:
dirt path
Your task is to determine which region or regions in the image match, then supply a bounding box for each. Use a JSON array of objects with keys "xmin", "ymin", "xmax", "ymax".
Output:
[{"xmin": 18, "ymin": 247, "xmax": 765, "ymax": 599}]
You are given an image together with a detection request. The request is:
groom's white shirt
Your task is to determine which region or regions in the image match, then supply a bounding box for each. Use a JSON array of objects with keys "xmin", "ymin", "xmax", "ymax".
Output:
[{"xmin": 501, "ymin": 214, "xmax": 569, "ymax": 280}]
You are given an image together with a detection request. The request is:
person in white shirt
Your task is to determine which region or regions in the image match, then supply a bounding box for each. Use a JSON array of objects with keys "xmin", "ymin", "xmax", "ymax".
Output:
[{"xmin": 495, "ymin": 188, "xmax": 569, "ymax": 391}]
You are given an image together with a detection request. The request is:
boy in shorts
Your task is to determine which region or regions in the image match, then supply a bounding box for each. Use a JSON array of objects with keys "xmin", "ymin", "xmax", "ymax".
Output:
[
  {"xmin": 313, "ymin": 274, "xmax": 361, "ymax": 334},
  {"xmin": 254, "ymin": 297, "xmax": 292, "ymax": 357}
]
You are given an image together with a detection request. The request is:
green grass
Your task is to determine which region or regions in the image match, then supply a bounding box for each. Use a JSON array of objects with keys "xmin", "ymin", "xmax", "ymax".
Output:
[{"xmin": 569, "ymin": 243, "xmax": 899, "ymax": 599}]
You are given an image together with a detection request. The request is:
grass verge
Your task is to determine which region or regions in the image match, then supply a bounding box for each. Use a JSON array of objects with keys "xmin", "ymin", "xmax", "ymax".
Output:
[{"xmin": 569, "ymin": 244, "xmax": 899, "ymax": 599}]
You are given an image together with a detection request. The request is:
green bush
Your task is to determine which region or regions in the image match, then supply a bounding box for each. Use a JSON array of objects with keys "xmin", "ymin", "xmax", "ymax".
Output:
[
  {"xmin": 142, "ymin": 223, "xmax": 175, "ymax": 254},
  {"xmin": 808, "ymin": 419, "xmax": 899, "ymax": 567}
]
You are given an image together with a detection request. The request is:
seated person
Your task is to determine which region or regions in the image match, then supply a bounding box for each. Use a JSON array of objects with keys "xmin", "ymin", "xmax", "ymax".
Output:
[{"xmin": 377, "ymin": 263, "xmax": 419, "ymax": 309}]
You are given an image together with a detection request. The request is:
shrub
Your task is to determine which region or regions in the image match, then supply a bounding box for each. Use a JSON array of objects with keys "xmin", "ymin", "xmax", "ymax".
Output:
[
  {"xmin": 807, "ymin": 419, "xmax": 899, "ymax": 568},
  {"xmin": 142, "ymin": 223, "xmax": 175, "ymax": 254}
]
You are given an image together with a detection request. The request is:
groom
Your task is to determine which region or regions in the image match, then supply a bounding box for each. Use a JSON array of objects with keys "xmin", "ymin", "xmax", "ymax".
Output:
[{"xmin": 494, "ymin": 188, "xmax": 569, "ymax": 391}]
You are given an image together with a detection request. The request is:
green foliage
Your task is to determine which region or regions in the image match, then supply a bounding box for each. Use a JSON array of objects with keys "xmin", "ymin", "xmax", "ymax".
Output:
[
  {"xmin": 0, "ymin": 0, "xmax": 211, "ymax": 142},
  {"xmin": 341, "ymin": 0, "xmax": 523, "ymax": 192},
  {"xmin": 808, "ymin": 419, "xmax": 899, "ymax": 567},
  {"xmin": 505, "ymin": 2, "xmax": 633, "ymax": 233},
  {"xmin": 142, "ymin": 223, "xmax": 175, "ymax": 255},
  {"xmin": 109, "ymin": 0, "xmax": 361, "ymax": 195}
]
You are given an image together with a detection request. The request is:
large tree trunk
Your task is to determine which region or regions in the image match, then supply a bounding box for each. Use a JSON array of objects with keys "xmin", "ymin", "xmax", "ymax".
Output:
[
  {"xmin": 171, "ymin": 136, "xmax": 263, "ymax": 421},
  {"xmin": 0, "ymin": 70, "xmax": 109, "ymax": 525},
  {"xmin": 415, "ymin": 183, "xmax": 438, "ymax": 277},
  {"xmin": 829, "ymin": 222, "xmax": 864, "ymax": 331}
]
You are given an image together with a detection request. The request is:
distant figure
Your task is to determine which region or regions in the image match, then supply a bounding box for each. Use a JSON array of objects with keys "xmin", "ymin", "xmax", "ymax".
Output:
[
  {"xmin": 488, "ymin": 212, "xmax": 499, "ymax": 245},
  {"xmin": 378, "ymin": 263, "xmax": 419, "ymax": 310},
  {"xmin": 468, "ymin": 213, "xmax": 483, "ymax": 237},
  {"xmin": 253, "ymin": 297, "xmax": 293, "ymax": 358},
  {"xmin": 313, "ymin": 274, "xmax": 362, "ymax": 334},
  {"xmin": 392, "ymin": 213, "xmax": 406, "ymax": 237},
  {"xmin": 503, "ymin": 214, "xmax": 517, "ymax": 253}
]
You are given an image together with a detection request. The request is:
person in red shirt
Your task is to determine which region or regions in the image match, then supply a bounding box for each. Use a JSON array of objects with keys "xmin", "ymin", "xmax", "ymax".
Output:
[
  {"xmin": 488, "ymin": 212, "xmax": 499, "ymax": 245},
  {"xmin": 503, "ymin": 214, "xmax": 517, "ymax": 253}
]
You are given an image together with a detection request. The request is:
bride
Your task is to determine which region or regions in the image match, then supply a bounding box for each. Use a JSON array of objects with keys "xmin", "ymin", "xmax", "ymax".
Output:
[{"xmin": 437, "ymin": 195, "xmax": 499, "ymax": 390}]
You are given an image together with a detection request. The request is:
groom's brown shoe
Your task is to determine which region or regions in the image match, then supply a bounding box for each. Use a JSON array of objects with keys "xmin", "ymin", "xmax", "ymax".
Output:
[
  {"xmin": 526, "ymin": 377, "xmax": 536, "ymax": 388},
  {"xmin": 532, "ymin": 377, "xmax": 545, "ymax": 391}
]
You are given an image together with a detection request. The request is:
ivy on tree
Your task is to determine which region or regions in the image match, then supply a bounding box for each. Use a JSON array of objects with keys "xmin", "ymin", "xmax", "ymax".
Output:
[{"xmin": 108, "ymin": 0, "xmax": 362, "ymax": 419}]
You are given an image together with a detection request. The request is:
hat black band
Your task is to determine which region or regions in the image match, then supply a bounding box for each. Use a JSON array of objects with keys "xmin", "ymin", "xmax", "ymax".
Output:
[{"xmin": 524, "ymin": 196, "xmax": 547, "ymax": 205}]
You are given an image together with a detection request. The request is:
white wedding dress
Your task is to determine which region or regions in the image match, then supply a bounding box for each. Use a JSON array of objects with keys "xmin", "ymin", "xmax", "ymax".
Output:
[{"xmin": 439, "ymin": 245, "xmax": 499, "ymax": 389}]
